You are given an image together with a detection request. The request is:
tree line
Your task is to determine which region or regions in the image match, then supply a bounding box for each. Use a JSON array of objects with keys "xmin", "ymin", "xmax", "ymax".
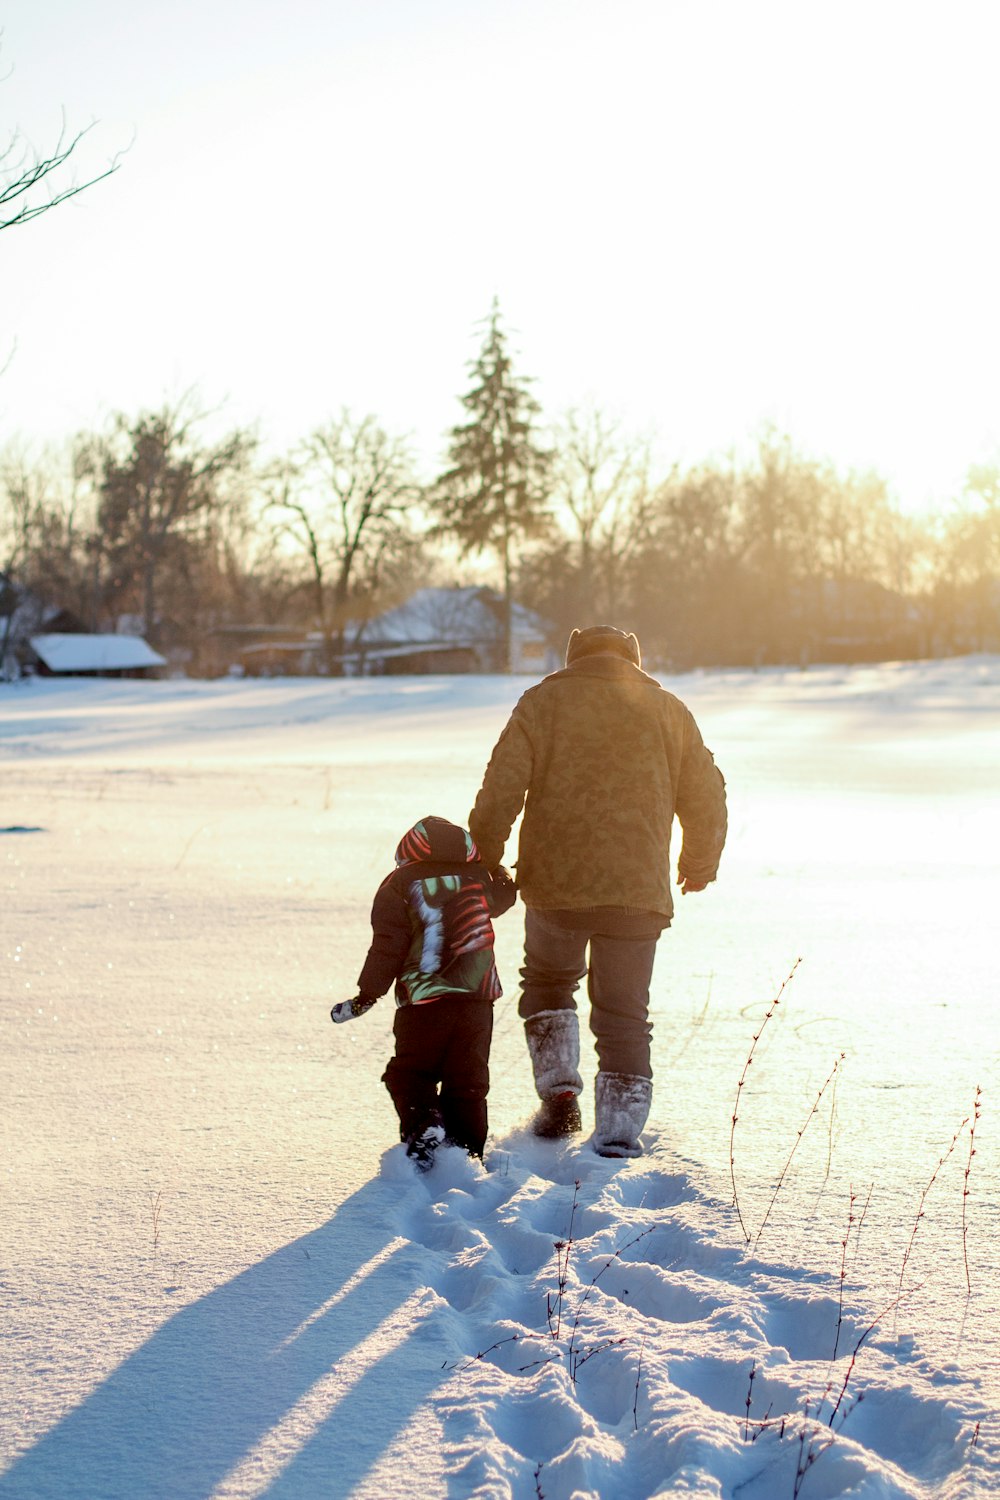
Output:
[{"xmin": 3, "ymin": 302, "xmax": 999, "ymax": 677}]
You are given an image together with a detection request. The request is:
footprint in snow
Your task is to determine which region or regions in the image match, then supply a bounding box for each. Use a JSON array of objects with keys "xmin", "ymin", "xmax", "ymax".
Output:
[{"xmin": 591, "ymin": 1258, "xmax": 724, "ymax": 1326}]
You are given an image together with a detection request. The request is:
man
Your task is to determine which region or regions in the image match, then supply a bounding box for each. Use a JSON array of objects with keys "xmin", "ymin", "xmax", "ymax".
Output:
[{"xmin": 469, "ymin": 624, "xmax": 727, "ymax": 1157}]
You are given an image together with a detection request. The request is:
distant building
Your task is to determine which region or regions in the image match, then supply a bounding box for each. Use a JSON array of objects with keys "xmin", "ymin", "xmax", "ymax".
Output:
[
  {"xmin": 352, "ymin": 586, "xmax": 559, "ymax": 675},
  {"xmin": 26, "ymin": 633, "xmax": 166, "ymax": 677},
  {"xmin": 797, "ymin": 577, "xmax": 924, "ymax": 664},
  {"xmin": 199, "ymin": 625, "xmax": 319, "ymax": 679}
]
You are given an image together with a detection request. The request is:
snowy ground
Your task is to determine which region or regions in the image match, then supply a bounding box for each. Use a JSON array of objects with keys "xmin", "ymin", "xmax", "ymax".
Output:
[{"xmin": 2, "ymin": 660, "xmax": 998, "ymax": 1499}]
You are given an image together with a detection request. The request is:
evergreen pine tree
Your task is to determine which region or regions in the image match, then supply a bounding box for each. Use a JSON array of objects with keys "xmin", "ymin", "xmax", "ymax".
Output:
[{"xmin": 434, "ymin": 301, "xmax": 552, "ymax": 670}]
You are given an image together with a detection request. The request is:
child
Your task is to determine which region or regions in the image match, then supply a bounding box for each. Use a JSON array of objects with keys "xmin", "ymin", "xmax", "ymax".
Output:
[{"xmin": 331, "ymin": 815, "xmax": 515, "ymax": 1170}]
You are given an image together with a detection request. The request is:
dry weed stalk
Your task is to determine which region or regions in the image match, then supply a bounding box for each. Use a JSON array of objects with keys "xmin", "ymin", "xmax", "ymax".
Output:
[
  {"xmin": 792, "ymin": 1399, "xmax": 836, "ymax": 1500},
  {"xmin": 754, "ymin": 1051, "xmax": 845, "ymax": 1252},
  {"xmin": 962, "ymin": 1084, "xmax": 982, "ymax": 1295},
  {"xmin": 897, "ymin": 1111, "xmax": 970, "ymax": 1307},
  {"xmin": 546, "ymin": 1180, "xmax": 581, "ymax": 1339},
  {"xmin": 441, "ymin": 1333, "xmax": 520, "ymax": 1373},
  {"xmin": 564, "ymin": 1225, "xmax": 655, "ymax": 1371},
  {"xmin": 832, "ymin": 1187, "xmax": 858, "ymax": 1362},
  {"xmin": 730, "ymin": 958, "xmax": 801, "ymax": 1242},
  {"xmin": 744, "ymin": 1361, "xmax": 756, "ymax": 1441},
  {"xmin": 829, "ymin": 1284, "xmax": 919, "ymax": 1428},
  {"xmin": 519, "ymin": 1219, "xmax": 656, "ymax": 1387},
  {"xmin": 148, "ymin": 1190, "xmax": 163, "ymax": 1251},
  {"xmin": 633, "ymin": 1334, "xmax": 646, "ymax": 1431},
  {"xmin": 850, "ymin": 1182, "xmax": 874, "ymax": 1270}
]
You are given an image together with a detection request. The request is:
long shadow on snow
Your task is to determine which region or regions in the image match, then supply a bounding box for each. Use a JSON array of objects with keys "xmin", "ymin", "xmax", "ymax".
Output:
[{"xmin": 0, "ymin": 1169, "xmax": 450, "ymax": 1500}]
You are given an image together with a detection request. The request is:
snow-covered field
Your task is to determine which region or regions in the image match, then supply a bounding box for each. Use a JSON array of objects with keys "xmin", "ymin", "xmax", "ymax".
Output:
[{"xmin": 2, "ymin": 660, "xmax": 998, "ymax": 1499}]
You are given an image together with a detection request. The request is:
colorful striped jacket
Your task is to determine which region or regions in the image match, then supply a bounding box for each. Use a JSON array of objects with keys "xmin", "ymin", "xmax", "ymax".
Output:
[{"xmin": 357, "ymin": 816, "xmax": 515, "ymax": 1008}]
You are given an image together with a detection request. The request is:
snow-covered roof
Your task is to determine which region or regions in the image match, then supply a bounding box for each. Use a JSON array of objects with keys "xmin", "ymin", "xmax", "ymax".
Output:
[
  {"xmin": 30, "ymin": 633, "xmax": 167, "ymax": 672},
  {"xmin": 358, "ymin": 586, "xmax": 549, "ymax": 646}
]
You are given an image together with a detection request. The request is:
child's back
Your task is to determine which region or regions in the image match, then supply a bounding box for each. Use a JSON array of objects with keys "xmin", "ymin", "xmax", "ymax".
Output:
[
  {"xmin": 363, "ymin": 815, "xmax": 510, "ymax": 1007},
  {"xmin": 331, "ymin": 815, "xmax": 515, "ymax": 1167}
]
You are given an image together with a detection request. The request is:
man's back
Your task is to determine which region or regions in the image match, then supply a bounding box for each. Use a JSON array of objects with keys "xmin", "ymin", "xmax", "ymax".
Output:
[{"xmin": 470, "ymin": 652, "xmax": 726, "ymax": 917}]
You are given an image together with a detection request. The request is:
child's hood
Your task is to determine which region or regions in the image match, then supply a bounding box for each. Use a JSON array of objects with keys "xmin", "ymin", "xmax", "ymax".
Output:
[{"xmin": 394, "ymin": 816, "xmax": 481, "ymax": 868}]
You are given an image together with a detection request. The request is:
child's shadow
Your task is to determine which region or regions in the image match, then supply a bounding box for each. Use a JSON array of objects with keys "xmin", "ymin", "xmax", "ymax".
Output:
[{"xmin": 1, "ymin": 1166, "xmax": 450, "ymax": 1499}]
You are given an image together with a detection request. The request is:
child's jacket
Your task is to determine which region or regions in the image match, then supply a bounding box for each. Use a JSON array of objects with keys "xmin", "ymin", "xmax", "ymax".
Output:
[{"xmin": 358, "ymin": 816, "xmax": 515, "ymax": 1008}]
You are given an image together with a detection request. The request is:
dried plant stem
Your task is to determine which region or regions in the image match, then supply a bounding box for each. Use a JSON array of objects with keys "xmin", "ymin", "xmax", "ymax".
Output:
[
  {"xmin": 753, "ymin": 1051, "xmax": 845, "ymax": 1252},
  {"xmin": 822, "ymin": 1065, "xmax": 840, "ymax": 1186},
  {"xmin": 897, "ymin": 1112, "xmax": 970, "ymax": 1307},
  {"xmin": 962, "ymin": 1085, "xmax": 982, "ymax": 1296},
  {"xmin": 564, "ymin": 1226, "xmax": 655, "ymax": 1368},
  {"xmin": 633, "ymin": 1335, "xmax": 646, "ymax": 1431},
  {"xmin": 570, "ymin": 1335, "xmax": 627, "ymax": 1381},
  {"xmin": 792, "ymin": 1398, "xmax": 834, "ymax": 1499},
  {"xmin": 442, "ymin": 1334, "xmax": 520, "ymax": 1372},
  {"xmin": 547, "ymin": 1180, "xmax": 581, "ymax": 1339},
  {"xmin": 148, "ymin": 1190, "xmax": 163, "ymax": 1251},
  {"xmin": 730, "ymin": 959, "xmax": 801, "ymax": 1243},
  {"xmin": 743, "ymin": 1361, "xmax": 756, "ymax": 1441},
  {"xmin": 828, "ymin": 1286, "xmax": 915, "ymax": 1427},
  {"xmin": 832, "ymin": 1187, "xmax": 858, "ymax": 1361},
  {"xmin": 851, "ymin": 1182, "xmax": 874, "ymax": 1270}
]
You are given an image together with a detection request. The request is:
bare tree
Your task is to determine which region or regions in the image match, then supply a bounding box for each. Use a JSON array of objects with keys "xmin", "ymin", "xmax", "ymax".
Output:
[
  {"xmin": 269, "ymin": 410, "xmax": 422, "ymax": 670},
  {"xmin": 0, "ymin": 439, "xmax": 100, "ymax": 671},
  {"xmin": 928, "ymin": 463, "xmax": 1000, "ymax": 651},
  {"xmin": 551, "ymin": 406, "xmax": 653, "ymax": 619},
  {"xmin": 2, "ymin": 110, "xmax": 123, "ymax": 234}
]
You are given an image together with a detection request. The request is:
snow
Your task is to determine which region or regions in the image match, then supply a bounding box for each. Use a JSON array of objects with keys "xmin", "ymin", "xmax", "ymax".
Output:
[{"xmin": 1, "ymin": 659, "xmax": 998, "ymax": 1499}]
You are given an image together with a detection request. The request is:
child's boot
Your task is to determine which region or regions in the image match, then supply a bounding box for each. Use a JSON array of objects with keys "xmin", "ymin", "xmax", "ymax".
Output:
[{"xmin": 405, "ymin": 1110, "xmax": 447, "ymax": 1173}]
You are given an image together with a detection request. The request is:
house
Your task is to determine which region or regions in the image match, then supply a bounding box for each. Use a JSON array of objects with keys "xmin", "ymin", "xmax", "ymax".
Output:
[
  {"xmin": 353, "ymin": 587, "xmax": 559, "ymax": 675},
  {"xmin": 797, "ymin": 577, "xmax": 924, "ymax": 664},
  {"xmin": 198, "ymin": 624, "xmax": 319, "ymax": 678},
  {"xmin": 26, "ymin": 633, "xmax": 167, "ymax": 678}
]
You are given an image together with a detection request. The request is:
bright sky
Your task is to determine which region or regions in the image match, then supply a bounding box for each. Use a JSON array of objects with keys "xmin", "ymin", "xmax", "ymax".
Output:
[{"xmin": 3, "ymin": 0, "xmax": 999, "ymax": 513}]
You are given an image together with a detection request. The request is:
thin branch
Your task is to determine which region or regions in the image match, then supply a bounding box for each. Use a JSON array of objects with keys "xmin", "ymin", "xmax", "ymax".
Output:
[
  {"xmin": 730, "ymin": 959, "xmax": 801, "ymax": 1244},
  {"xmin": 753, "ymin": 1048, "xmax": 843, "ymax": 1252},
  {"xmin": 897, "ymin": 1111, "xmax": 970, "ymax": 1308},
  {"xmin": 961, "ymin": 1085, "xmax": 982, "ymax": 1296}
]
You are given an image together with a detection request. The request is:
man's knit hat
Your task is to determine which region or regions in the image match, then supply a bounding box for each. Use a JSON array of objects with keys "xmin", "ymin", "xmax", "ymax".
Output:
[{"xmin": 565, "ymin": 625, "xmax": 641, "ymax": 668}]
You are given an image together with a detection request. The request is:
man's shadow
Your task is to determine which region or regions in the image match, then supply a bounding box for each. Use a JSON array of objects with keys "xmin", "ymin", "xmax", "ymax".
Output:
[{"xmin": 1, "ymin": 1168, "xmax": 452, "ymax": 1499}]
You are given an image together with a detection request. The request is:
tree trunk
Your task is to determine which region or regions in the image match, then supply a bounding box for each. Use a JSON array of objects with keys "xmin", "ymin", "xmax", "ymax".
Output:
[{"xmin": 501, "ymin": 522, "xmax": 513, "ymax": 673}]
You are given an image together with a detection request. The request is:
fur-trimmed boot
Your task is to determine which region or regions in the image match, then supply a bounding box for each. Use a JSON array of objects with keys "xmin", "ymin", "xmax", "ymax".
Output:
[
  {"xmin": 592, "ymin": 1071, "xmax": 652, "ymax": 1158},
  {"xmin": 524, "ymin": 1010, "xmax": 584, "ymax": 1138}
]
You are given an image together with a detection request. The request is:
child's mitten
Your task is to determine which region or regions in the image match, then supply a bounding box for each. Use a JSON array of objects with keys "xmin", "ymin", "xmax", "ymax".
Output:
[{"xmin": 330, "ymin": 994, "xmax": 376, "ymax": 1024}]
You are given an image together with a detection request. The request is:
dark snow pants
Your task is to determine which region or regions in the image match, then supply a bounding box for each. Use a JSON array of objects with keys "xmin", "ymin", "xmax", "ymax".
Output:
[
  {"xmin": 382, "ymin": 995, "xmax": 493, "ymax": 1158},
  {"xmin": 518, "ymin": 907, "xmax": 666, "ymax": 1078}
]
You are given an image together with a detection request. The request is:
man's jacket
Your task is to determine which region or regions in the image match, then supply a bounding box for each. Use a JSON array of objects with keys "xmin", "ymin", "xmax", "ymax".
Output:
[{"xmin": 469, "ymin": 655, "xmax": 727, "ymax": 919}]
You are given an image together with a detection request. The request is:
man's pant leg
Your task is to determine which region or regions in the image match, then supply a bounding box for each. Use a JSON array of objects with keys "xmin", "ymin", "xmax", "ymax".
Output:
[
  {"xmin": 587, "ymin": 931, "xmax": 659, "ymax": 1078},
  {"xmin": 518, "ymin": 909, "xmax": 589, "ymax": 1019},
  {"xmin": 518, "ymin": 910, "xmax": 587, "ymax": 1103}
]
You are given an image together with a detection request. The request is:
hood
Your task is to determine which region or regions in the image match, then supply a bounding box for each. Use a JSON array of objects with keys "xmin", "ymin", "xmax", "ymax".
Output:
[{"xmin": 395, "ymin": 816, "xmax": 480, "ymax": 868}]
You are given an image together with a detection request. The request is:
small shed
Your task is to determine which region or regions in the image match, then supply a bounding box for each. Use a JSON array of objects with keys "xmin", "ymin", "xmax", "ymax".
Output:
[{"xmin": 28, "ymin": 633, "xmax": 167, "ymax": 677}]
